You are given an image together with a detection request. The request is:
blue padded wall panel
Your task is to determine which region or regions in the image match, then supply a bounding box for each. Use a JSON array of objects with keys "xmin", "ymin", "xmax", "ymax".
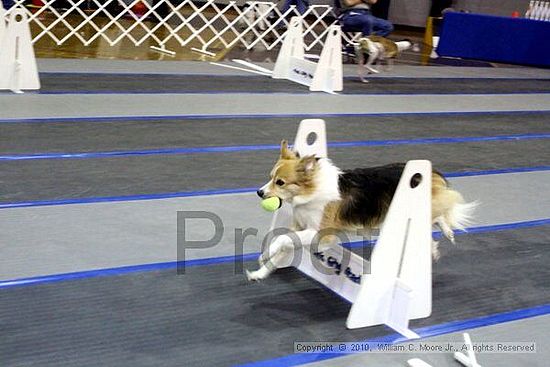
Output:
[{"xmin": 437, "ymin": 12, "xmax": 550, "ymax": 67}]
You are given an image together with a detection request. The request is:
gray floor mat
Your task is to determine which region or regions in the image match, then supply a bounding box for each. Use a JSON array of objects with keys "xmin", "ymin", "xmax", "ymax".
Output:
[
  {"xmin": 37, "ymin": 73, "xmax": 550, "ymax": 95},
  {"xmin": 1, "ymin": 171, "xmax": 548, "ymax": 281},
  {"xmin": 1, "ymin": 225, "xmax": 549, "ymax": 367},
  {"xmin": 1, "ymin": 140, "xmax": 549, "ymax": 203},
  {"xmin": 1, "ymin": 112, "xmax": 549, "ymax": 155},
  {"xmin": 2, "ymin": 94, "xmax": 549, "ymax": 121}
]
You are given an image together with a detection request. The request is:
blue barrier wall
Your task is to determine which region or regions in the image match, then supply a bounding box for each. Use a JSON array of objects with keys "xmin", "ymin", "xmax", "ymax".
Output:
[{"xmin": 437, "ymin": 12, "xmax": 550, "ymax": 68}]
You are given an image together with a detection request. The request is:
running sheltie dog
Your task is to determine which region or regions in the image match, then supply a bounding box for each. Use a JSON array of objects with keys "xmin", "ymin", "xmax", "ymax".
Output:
[{"xmin": 246, "ymin": 140, "xmax": 476, "ymax": 281}]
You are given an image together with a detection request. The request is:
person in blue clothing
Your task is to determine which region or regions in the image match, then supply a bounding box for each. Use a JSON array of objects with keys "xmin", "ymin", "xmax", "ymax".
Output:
[
  {"xmin": 281, "ymin": 0, "xmax": 310, "ymax": 15},
  {"xmin": 337, "ymin": 0, "xmax": 394, "ymax": 37},
  {"xmin": 2, "ymin": 0, "xmax": 15, "ymax": 9}
]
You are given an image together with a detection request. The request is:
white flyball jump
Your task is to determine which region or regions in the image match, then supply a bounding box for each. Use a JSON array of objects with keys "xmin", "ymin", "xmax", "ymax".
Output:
[
  {"xmin": 266, "ymin": 119, "xmax": 433, "ymax": 338},
  {"xmin": 216, "ymin": 17, "xmax": 343, "ymax": 94},
  {"xmin": 0, "ymin": 6, "xmax": 40, "ymax": 93},
  {"xmin": 271, "ymin": 17, "xmax": 343, "ymax": 93}
]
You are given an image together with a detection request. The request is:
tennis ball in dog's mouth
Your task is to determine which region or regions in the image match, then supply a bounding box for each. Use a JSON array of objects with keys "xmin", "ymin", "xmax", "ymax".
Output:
[{"xmin": 261, "ymin": 197, "xmax": 282, "ymax": 212}]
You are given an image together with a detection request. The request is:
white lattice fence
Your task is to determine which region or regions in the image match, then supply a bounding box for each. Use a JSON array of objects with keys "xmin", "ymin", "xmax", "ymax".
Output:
[{"xmin": 3, "ymin": 0, "xmax": 358, "ymax": 54}]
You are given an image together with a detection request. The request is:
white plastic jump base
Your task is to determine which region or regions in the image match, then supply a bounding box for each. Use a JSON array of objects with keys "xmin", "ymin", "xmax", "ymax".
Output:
[
  {"xmin": 269, "ymin": 119, "xmax": 432, "ymax": 339},
  {"xmin": 408, "ymin": 359, "xmax": 434, "ymax": 367},
  {"xmin": 209, "ymin": 61, "xmax": 272, "ymax": 77},
  {"xmin": 0, "ymin": 6, "xmax": 40, "ymax": 93},
  {"xmin": 407, "ymin": 333, "xmax": 482, "ymax": 367},
  {"xmin": 232, "ymin": 59, "xmax": 273, "ymax": 75},
  {"xmin": 454, "ymin": 333, "xmax": 482, "ymax": 367},
  {"xmin": 272, "ymin": 17, "xmax": 343, "ymax": 94}
]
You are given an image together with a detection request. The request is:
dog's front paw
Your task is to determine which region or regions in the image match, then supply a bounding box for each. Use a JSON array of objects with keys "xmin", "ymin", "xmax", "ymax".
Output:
[
  {"xmin": 447, "ymin": 231, "xmax": 456, "ymax": 245},
  {"xmin": 246, "ymin": 269, "xmax": 264, "ymax": 282}
]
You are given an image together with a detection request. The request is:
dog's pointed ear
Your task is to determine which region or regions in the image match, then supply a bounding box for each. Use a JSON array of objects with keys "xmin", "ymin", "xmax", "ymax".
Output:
[
  {"xmin": 297, "ymin": 155, "xmax": 318, "ymax": 174},
  {"xmin": 280, "ymin": 140, "xmax": 296, "ymax": 160}
]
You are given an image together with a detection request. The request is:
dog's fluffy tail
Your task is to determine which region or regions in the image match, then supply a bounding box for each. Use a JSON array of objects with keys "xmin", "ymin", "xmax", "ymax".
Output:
[
  {"xmin": 448, "ymin": 199, "xmax": 479, "ymax": 231},
  {"xmin": 432, "ymin": 174, "xmax": 478, "ymax": 231},
  {"xmin": 395, "ymin": 40, "xmax": 412, "ymax": 52}
]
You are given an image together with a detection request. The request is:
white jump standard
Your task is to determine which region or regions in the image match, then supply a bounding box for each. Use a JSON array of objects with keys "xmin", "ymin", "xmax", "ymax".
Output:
[
  {"xmin": 214, "ymin": 17, "xmax": 343, "ymax": 94},
  {"xmin": 271, "ymin": 17, "xmax": 343, "ymax": 94},
  {"xmin": 0, "ymin": 6, "xmax": 40, "ymax": 93},
  {"xmin": 246, "ymin": 119, "xmax": 433, "ymax": 338}
]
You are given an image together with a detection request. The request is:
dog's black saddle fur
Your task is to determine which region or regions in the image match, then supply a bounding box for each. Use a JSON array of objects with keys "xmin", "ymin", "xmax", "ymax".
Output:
[{"xmin": 337, "ymin": 163, "xmax": 444, "ymax": 227}]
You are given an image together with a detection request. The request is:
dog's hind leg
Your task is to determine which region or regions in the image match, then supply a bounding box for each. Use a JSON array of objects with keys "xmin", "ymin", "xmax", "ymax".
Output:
[
  {"xmin": 432, "ymin": 240, "xmax": 441, "ymax": 261},
  {"xmin": 434, "ymin": 215, "xmax": 455, "ymax": 244},
  {"xmin": 354, "ymin": 46, "xmax": 369, "ymax": 83},
  {"xmin": 385, "ymin": 58, "xmax": 394, "ymax": 71},
  {"xmin": 364, "ymin": 49, "xmax": 380, "ymax": 74}
]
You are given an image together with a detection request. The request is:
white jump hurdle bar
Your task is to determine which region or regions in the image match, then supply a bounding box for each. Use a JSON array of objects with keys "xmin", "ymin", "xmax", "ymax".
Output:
[{"xmin": 264, "ymin": 119, "xmax": 433, "ymax": 338}]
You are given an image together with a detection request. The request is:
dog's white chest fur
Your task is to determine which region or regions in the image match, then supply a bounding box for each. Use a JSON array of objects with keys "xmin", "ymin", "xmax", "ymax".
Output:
[
  {"xmin": 293, "ymin": 202, "xmax": 326, "ymax": 230},
  {"xmin": 291, "ymin": 159, "xmax": 341, "ymax": 230}
]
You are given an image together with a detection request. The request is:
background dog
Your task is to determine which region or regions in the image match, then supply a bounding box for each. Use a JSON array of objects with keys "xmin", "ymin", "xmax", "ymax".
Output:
[{"xmin": 356, "ymin": 36, "xmax": 412, "ymax": 81}]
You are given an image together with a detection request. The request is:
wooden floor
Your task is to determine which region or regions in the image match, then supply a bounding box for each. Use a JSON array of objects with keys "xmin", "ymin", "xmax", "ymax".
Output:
[{"xmin": 30, "ymin": 10, "xmax": 234, "ymax": 62}]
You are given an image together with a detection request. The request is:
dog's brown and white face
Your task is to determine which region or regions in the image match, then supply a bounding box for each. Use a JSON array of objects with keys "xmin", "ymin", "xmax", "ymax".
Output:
[{"xmin": 256, "ymin": 140, "xmax": 318, "ymax": 202}]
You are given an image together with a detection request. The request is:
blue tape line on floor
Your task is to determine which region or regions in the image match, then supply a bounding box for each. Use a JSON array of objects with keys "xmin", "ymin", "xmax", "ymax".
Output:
[
  {"xmin": 1, "ymin": 133, "xmax": 549, "ymax": 161},
  {"xmin": 0, "ymin": 252, "xmax": 259, "ymax": 290},
  {"xmin": 1, "ymin": 166, "xmax": 549, "ymax": 210},
  {"xmin": 0, "ymin": 187, "xmax": 258, "ymax": 209}
]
